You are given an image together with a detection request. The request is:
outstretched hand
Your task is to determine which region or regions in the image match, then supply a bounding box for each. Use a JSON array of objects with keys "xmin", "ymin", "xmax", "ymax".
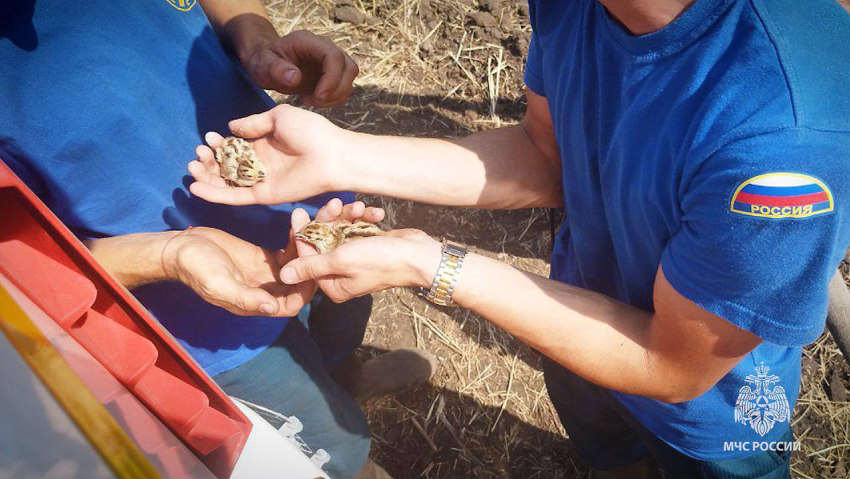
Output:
[
  {"xmin": 188, "ymin": 105, "xmax": 352, "ymax": 206},
  {"xmin": 281, "ymin": 200, "xmax": 442, "ymax": 303},
  {"xmin": 160, "ymin": 199, "xmax": 371, "ymax": 317},
  {"xmin": 161, "ymin": 208, "xmax": 322, "ymax": 317}
]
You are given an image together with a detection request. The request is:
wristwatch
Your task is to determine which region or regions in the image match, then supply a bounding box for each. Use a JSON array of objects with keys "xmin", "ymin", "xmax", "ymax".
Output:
[{"xmin": 421, "ymin": 240, "xmax": 467, "ymax": 307}]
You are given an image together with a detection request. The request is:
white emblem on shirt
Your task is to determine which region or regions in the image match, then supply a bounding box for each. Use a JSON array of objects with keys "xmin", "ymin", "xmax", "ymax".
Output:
[{"xmin": 734, "ymin": 362, "xmax": 791, "ymax": 436}]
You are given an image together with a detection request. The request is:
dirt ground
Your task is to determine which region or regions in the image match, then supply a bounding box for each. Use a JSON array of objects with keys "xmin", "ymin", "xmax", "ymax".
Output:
[{"xmin": 262, "ymin": 1, "xmax": 850, "ymax": 477}]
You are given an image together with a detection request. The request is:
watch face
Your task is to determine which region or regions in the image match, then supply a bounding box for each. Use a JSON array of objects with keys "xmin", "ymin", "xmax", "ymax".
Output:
[{"xmin": 444, "ymin": 242, "xmax": 467, "ymax": 256}]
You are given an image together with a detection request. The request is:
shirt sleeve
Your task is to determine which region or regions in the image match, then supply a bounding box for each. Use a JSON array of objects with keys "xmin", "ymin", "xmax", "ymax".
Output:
[
  {"xmin": 523, "ymin": 0, "xmax": 546, "ymax": 96},
  {"xmin": 660, "ymin": 128, "xmax": 850, "ymax": 346}
]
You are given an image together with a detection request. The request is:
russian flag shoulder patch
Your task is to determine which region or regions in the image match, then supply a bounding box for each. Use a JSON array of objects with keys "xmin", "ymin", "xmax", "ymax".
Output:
[{"xmin": 730, "ymin": 172, "xmax": 833, "ymax": 219}]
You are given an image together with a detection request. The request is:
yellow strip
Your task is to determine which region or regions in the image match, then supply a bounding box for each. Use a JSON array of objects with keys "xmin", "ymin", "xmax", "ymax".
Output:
[
  {"xmin": 165, "ymin": 0, "xmax": 196, "ymax": 11},
  {"xmin": 0, "ymin": 284, "xmax": 163, "ymax": 479}
]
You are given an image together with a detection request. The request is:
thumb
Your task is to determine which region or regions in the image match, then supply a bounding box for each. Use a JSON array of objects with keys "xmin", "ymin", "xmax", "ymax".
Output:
[
  {"xmin": 291, "ymin": 208, "xmax": 311, "ymax": 233},
  {"xmin": 290, "ymin": 208, "xmax": 321, "ymax": 258},
  {"xmin": 269, "ymin": 57, "xmax": 302, "ymax": 89},
  {"xmin": 228, "ymin": 107, "xmax": 279, "ymax": 139},
  {"xmin": 280, "ymin": 255, "xmax": 337, "ymax": 284}
]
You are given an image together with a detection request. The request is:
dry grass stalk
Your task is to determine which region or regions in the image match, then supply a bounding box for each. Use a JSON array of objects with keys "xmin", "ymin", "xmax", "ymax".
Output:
[{"xmin": 262, "ymin": 1, "xmax": 850, "ymax": 477}]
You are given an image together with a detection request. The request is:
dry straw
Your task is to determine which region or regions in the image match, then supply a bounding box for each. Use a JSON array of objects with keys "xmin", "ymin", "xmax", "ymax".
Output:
[{"xmin": 263, "ymin": 1, "xmax": 850, "ymax": 477}]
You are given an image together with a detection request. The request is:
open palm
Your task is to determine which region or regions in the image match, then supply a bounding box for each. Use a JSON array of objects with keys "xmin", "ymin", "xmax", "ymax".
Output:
[
  {"xmin": 188, "ymin": 105, "xmax": 349, "ymax": 206},
  {"xmin": 163, "ymin": 219, "xmax": 314, "ymax": 317}
]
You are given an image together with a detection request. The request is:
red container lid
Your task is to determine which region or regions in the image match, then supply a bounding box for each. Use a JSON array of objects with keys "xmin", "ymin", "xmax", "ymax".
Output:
[{"xmin": 0, "ymin": 158, "xmax": 252, "ymax": 478}]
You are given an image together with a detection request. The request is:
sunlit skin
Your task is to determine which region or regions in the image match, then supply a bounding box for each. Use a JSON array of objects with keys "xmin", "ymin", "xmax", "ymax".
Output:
[
  {"xmin": 198, "ymin": 0, "xmax": 358, "ymax": 106},
  {"xmin": 81, "ymin": 0, "xmax": 363, "ymax": 315},
  {"xmin": 85, "ymin": 198, "xmax": 384, "ymax": 317},
  {"xmin": 187, "ymin": 1, "xmax": 763, "ymax": 403}
]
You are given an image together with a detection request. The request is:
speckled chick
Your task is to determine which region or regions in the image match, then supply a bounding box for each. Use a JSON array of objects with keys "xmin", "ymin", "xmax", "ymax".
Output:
[
  {"xmin": 295, "ymin": 221, "xmax": 384, "ymax": 254},
  {"xmin": 214, "ymin": 136, "xmax": 267, "ymax": 187}
]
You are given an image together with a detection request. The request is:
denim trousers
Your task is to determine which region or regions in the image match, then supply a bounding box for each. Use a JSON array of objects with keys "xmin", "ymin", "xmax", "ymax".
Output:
[{"xmin": 214, "ymin": 294, "xmax": 372, "ymax": 479}]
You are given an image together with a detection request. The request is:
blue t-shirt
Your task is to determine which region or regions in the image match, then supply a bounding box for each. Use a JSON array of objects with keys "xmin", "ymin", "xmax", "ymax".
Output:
[
  {"xmin": 527, "ymin": 0, "xmax": 850, "ymax": 460},
  {"xmin": 0, "ymin": 0, "xmax": 350, "ymax": 376}
]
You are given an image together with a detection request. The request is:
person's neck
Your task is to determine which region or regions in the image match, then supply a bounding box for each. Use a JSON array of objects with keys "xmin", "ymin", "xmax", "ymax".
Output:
[{"xmin": 598, "ymin": 0, "xmax": 697, "ymax": 35}]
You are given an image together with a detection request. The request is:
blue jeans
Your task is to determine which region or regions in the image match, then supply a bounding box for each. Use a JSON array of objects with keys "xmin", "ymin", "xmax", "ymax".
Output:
[
  {"xmin": 214, "ymin": 294, "xmax": 372, "ymax": 479},
  {"xmin": 542, "ymin": 358, "xmax": 793, "ymax": 479}
]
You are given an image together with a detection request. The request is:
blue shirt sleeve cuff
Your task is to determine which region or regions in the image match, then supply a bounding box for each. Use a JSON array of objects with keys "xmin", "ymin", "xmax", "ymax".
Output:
[
  {"xmin": 524, "ymin": 70, "xmax": 546, "ymax": 97},
  {"xmin": 660, "ymin": 252, "xmax": 824, "ymax": 347}
]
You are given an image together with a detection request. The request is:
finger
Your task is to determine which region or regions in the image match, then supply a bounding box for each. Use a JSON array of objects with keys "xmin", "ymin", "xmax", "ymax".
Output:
[
  {"xmin": 291, "ymin": 208, "xmax": 320, "ymax": 259},
  {"xmin": 324, "ymin": 57, "xmax": 358, "ymax": 106},
  {"xmin": 276, "ymin": 237, "xmax": 296, "ymax": 266},
  {"xmin": 188, "ymin": 160, "xmax": 226, "ymax": 187},
  {"xmin": 312, "ymin": 49, "xmax": 347, "ymax": 106},
  {"xmin": 228, "ymin": 107, "xmax": 279, "ymax": 139},
  {"xmin": 195, "ymin": 145, "xmax": 219, "ymax": 171},
  {"xmin": 205, "ymin": 131, "xmax": 225, "ymax": 148},
  {"xmin": 277, "ymin": 281, "xmax": 318, "ymax": 316},
  {"xmin": 291, "ymin": 207, "xmax": 311, "ymax": 233},
  {"xmin": 189, "ymin": 181, "xmax": 263, "ymax": 205},
  {"xmin": 206, "ymin": 276, "xmax": 282, "ymax": 316},
  {"xmin": 340, "ymin": 201, "xmax": 365, "ymax": 222},
  {"xmin": 274, "ymin": 214, "xmax": 302, "ymax": 268},
  {"xmin": 362, "ymin": 206, "xmax": 386, "ymax": 223},
  {"xmin": 317, "ymin": 278, "xmax": 347, "ymax": 303},
  {"xmin": 280, "ymin": 255, "xmax": 338, "ymax": 284},
  {"xmin": 315, "ymin": 197, "xmax": 343, "ymax": 222},
  {"xmin": 261, "ymin": 282, "xmax": 305, "ymax": 317}
]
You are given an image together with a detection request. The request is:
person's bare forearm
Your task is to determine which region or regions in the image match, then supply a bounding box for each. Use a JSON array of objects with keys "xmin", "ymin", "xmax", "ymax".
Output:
[
  {"xmin": 431, "ymin": 253, "xmax": 721, "ymax": 403},
  {"xmin": 84, "ymin": 232, "xmax": 178, "ymax": 289},
  {"xmin": 342, "ymin": 124, "xmax": 563, "ymax": 209},
  {"xmin": 197, "ymin": 0, "xmax": 277, "ymax": 61},
  {"xmin": 448, "ymin": 254, "xmax": 660, "ymax": 394}
]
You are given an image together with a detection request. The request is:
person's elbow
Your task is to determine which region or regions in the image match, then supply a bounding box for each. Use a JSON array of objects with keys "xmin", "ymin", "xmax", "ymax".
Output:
[
  {"xmin": 639, "ymin": 351, "xmax": 724, "ymax": 403},
  {"xmin": 652, "ymin": 384, "xmax": 711, "ymax": 405},
  {"xmin": 648, "ymin": 372, "xmax": 720, "ymax": 404}
]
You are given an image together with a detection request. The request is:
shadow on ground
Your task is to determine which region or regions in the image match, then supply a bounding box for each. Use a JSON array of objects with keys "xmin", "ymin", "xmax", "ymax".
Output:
[
  {"xmin": 292, "ymin": 86, "xmax": 579, "ymax": 478},
  {"xmin": 360, "ymin": 346, "xmax": 586, "ymax": 479}
]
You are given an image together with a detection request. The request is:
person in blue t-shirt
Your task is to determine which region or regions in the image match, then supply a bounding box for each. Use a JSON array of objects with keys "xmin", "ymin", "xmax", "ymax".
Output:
[
  {"xmin": 189, "ymin": 0, "xmax": 850, "ymax": 477},
  {"xmin": 0, "ymin": 1, "xmax": 436, "ymax": 478}
]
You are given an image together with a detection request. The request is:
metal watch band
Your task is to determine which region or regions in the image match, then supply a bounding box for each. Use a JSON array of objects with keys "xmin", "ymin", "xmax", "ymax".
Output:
[{"xmin": 424, "ymin": 240, "xmax": 467, "ymax": 307}]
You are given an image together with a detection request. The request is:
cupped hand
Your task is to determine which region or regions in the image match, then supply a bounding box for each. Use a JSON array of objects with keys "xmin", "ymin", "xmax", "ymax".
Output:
[
  {"xmin": 241, "ymin": 30, "xmax": 358, "ymax": 107},
  {"xmin": 301, "ymin": 197, "xmax": 386, "ymax": 233},
  {"xmin": 280, "ymin": 202, "xmax": 442, "ymax": 303},
  {"xmin": 161, "ymin": 215, "xmax": 314, "ymax": 317},
  {"xmin": 188, "ymin": 105, "xmax": 352, "ymax": 206}
]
